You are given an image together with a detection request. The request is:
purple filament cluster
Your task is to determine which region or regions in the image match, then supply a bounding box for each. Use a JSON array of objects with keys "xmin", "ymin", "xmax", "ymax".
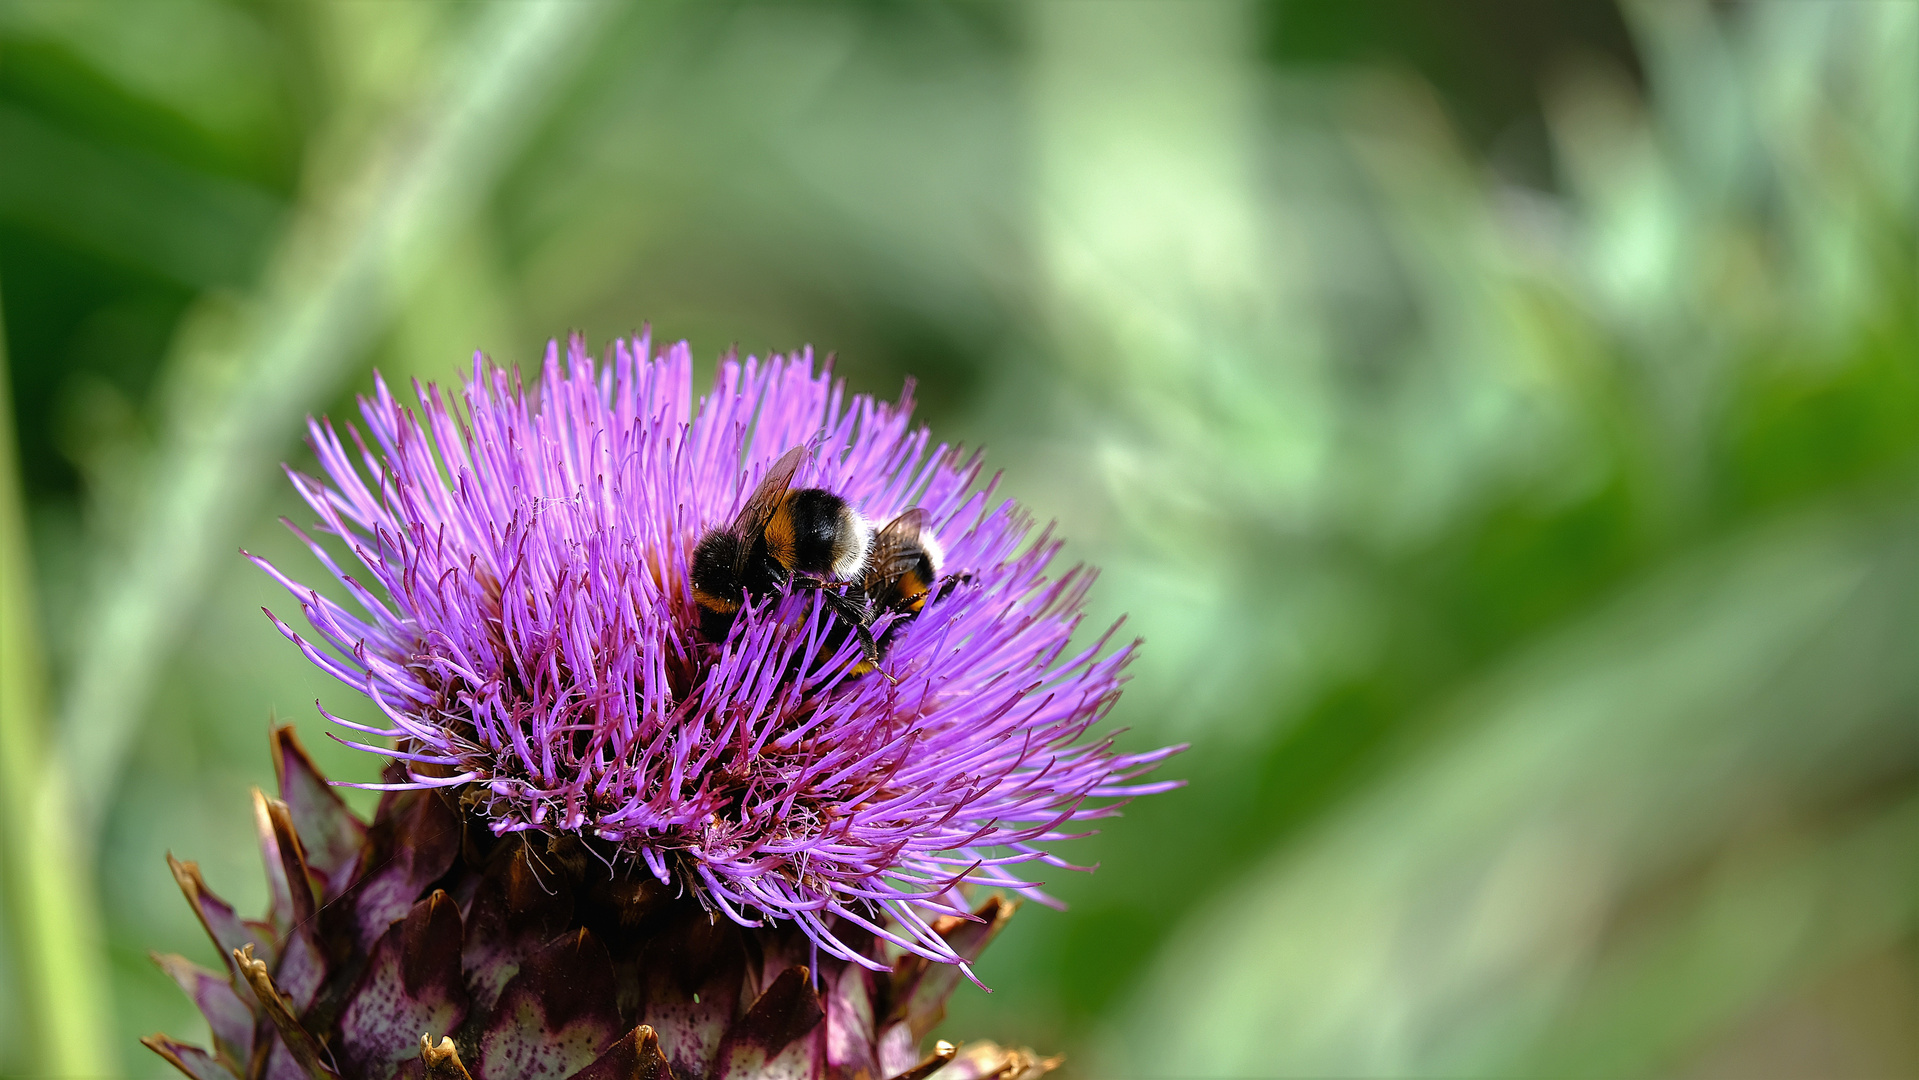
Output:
[{"xmin": 254, "ymin": 334, "xmax": 1180, "ymax": 975}]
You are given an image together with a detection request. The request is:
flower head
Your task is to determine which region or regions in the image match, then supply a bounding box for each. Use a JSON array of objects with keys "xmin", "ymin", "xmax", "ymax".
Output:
[{"xmin": 255, "ymin": 333, "xmax": 1179, "ymax": 975}]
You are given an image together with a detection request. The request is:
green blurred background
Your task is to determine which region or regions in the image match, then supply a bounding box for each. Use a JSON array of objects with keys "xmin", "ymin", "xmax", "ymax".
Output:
[{"xmin": 2, "ymin": 1, "xmax": 1916, "ymax": 1076}]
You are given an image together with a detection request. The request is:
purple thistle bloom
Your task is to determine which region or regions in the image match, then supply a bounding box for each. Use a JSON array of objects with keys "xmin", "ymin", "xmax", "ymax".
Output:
[{"xmin": 252, "ymin": 333, "xmax": 1180, "ymax": 981}]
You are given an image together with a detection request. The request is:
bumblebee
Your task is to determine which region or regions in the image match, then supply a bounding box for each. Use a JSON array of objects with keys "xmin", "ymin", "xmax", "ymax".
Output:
[
  {"xmin": 863, "ymin": 508, "xmax": 944, "ymax": 617},
  {"xmin": 690, "ymin": 446, "xmax": 876, "ymax": 653},
  {"xmin": 849, "ymin": 507, "xmax": 962, "ymax": 673}
]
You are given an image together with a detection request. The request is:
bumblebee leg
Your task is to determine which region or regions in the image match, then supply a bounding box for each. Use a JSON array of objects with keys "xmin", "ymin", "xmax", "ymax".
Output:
[
  {"xmin": 822, "ymin": 588, "xmax": 881, "ymax": 661},
  {"xmin": 930, "ymin": 571, "xmax": 975, "ymax": 603},
  {"xmin": 785, "ymin": 576, "xmax": 895, "ymax": 681},
  {"xmin": 850, "ymin": 616, "xmax": 882, "ymax": 668},
  {"xmin": 865, "ymin": 620, "xmax": 899, "ymax": 685},
  {"xmin": 803, "ymin": 582, "xmax": 890, "ymax": 678}
]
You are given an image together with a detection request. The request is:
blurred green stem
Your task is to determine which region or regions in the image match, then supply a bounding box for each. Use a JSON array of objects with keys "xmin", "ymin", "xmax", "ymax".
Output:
[
  {"xmin": 0, "ymin": 287, "xmax": 116, "ymax": 1076},
  {"xmin": 55, "ymin": 0, "xmax": 617, "ymax": 841}
]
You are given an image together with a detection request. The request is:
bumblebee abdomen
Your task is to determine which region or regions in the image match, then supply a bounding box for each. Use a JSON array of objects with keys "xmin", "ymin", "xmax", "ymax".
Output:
[
  {"xmin": 772, "ymin": 489, "xmax": 869, "ymax": 579},
  {"xmin": 898, "ymin": 559, "xmax": 935, "ymax": 613}
]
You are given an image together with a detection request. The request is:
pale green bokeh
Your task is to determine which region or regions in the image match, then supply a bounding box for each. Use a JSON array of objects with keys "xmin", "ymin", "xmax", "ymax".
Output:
[{"xmin": 3, "ymin": 2, "xmax": 1916, "ymax": 1076}]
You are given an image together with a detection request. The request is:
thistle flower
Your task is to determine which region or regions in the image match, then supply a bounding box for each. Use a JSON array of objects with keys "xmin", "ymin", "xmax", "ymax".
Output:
[
  {"xmin": 263, "ymin": 333, "xmax": 1176, "ymax": 966},
  {"xmin": 147, "ymin": 335, "xmax": 1177, "ymax": 1078}
]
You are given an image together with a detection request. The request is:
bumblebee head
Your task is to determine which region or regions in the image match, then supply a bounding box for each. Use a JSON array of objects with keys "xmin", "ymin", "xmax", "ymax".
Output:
[{"xmin": 689, "ymin": 530, "xmax": 744, "ymax": 614}]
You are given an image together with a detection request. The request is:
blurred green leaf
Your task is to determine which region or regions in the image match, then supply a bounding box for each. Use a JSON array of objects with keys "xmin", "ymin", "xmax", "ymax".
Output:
[
  {"xmin": 0, "ymin": 103, "xmax": 282, "ymax": 287},
  {"xmin": 0, "ymin": 285, "xmax": 114, "ymax": 1080},
  {"xmin": 1112, "ymin": 496, "xmax": 1919, "ymax": 1076},
  {"xmin": 54, "ymin": 0, "xmax": 620, "ymax": 840}
]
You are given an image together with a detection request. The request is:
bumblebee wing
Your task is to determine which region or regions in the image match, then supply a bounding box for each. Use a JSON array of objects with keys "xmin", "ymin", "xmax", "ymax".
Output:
[
  {"xmin": 878, "ymin": 507, "xmax": 926, "ymax": 545},
  {"xmin": 728, "ymin": 445, "xmax": 805, "ymax": 568},
  {"xmin": 865, "ymin": 508, "xmax": 928, "ymax": 582}
]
